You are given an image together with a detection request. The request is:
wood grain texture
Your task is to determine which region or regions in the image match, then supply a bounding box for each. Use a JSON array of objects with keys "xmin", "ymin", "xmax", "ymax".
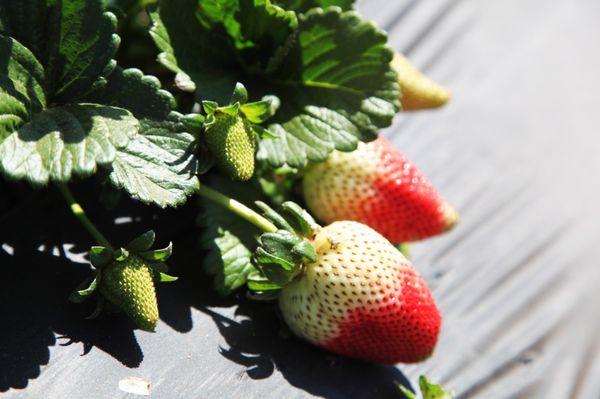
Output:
[{"xmin": 1, "ymin": 0, "xmax": 600, "ymax": 398}]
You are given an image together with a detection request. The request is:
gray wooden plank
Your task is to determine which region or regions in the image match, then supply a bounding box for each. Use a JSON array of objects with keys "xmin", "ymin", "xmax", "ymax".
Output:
[{"xmin": 2, "ymin": 0, "xmax": 600, "ymax": 398}]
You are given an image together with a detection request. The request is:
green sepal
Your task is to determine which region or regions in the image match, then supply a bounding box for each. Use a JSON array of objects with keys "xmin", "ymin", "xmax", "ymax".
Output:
[
  {"xmin": 159, "ymin": 272, "xmax": 178, "ymax": 282},
  {"xmin": 248, "ymin": 201, "xmax": 321, "ymax": 295},
  {"xmin": 140, "ymin": 242, "xmax": 173, "ymax": 262},
  {"xmin": 281, "ymin": 201, "xmax": 317, "ymax": 237},
  {"xmin": 240, "ymin": 97, "xmax": 278, "ymax": 124},
  {"xmin": 181, "ymin": 113, "xmax": 206, "ymax": 133},
  {"xmin": 246, "ymin": 290, "xmax": 281, "ymax": 301},
  {"xmin": 86, "ymin": 299, "xmax": 105, "ymax": 320},
  {"xmin": 247, "ymin": 274, "xmax": 283, "ymax": 291},
  {"xmin": 150, "ymin": 261, "xmax": 169, "ymax": 274},
  {"xmin": 90, "ymin": 246, "xmax": 114, "ymax": 268},
  {"xmin": 255, "ymin": 200, "xmax": 318, "ymax": 237},
  {"xmin": 218, "ymin": 102, "xmax": 241, "ymax": 117},
  {"xmin": 255, "ymin": 201, "xmax": 295, "ymax": 232},
  {"xmin": 253, "ymin": 124, "xmax": 279, "ymax": 139},
  {"xmin": 291, "ymin": 239, "xmax": 317, "ymax": 262},
  {"xmin": 230, "ymin": 82, "xmax": 249, "ymax": 105},
  {"xmin": 202, "ymin": 101, "xmax": 219, "ymax": 115},
  {"xmin": 126, "ymin": 230, "xmax": 156, "ymax": 252},
  {"xmin": 114, "ymin": 247, "xmax": 130, "ymax": 261},
  {"xmin": 69, "ymin": 274, "xmax": 100, "ymax": 303},
  {"xmin": 397, "ymin": 243, "xmax": 411, "ymax": 259}
]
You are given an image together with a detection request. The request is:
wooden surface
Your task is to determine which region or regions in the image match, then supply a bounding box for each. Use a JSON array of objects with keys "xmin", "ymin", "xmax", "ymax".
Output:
[{"xmin": 2, "ymin": 0, "xmax": 600, "ymax": 397}]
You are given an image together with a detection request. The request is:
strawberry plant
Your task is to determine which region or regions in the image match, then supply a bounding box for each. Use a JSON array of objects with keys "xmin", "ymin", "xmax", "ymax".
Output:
[{"xmin": 0, "ymin": 0, "xmax": 458, "ymax": 393}]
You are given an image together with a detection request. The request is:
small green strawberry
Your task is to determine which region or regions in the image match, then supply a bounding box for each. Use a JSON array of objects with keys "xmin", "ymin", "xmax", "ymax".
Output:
[
  {"xmin": 70, "ymin": 230, "xmax": 177, "ymax": 331},
  {"xmin": 205, "ymin": 112, "xmax": 256, "ymax": 181},
  {"xmin": 203, "ymin": 83, "xmax": 279, "ymax": 181},
  {"xmin": 100, "ymin": 254, "xmax": 159, "ymax": 332}
]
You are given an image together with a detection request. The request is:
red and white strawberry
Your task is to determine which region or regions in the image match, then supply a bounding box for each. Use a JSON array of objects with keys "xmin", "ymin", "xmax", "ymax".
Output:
[
  {"xmin": 278, "ymin": 221, "xmax": 441, "ymax": 364},
  {"xmin": 302, "ymin": 136, "xmax": 458, "ymax": 244}
]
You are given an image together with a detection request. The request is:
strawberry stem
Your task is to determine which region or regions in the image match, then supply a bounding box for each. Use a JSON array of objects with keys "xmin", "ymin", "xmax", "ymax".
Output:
[
  {"xmin": 58, "ymin": 184, "xmax": 113, "ymax": 249},
  {"xmin": 197, "ymin": 184, "xmax": 277, "ymax": 233}
]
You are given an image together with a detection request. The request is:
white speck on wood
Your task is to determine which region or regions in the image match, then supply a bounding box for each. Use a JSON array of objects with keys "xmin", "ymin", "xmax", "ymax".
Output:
[{"xmin": 118, "ymin": 377, "xmax": 151, "ymax": 396}]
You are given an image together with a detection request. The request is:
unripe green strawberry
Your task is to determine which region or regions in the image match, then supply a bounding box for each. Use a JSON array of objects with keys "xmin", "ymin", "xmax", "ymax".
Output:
[
  {"xmin": 279, "ymin": 221, "xmax": 441, "ymax": 364},
  {"xmin": 302, "ymin": 136, "xmax": 458, "ymax": 244},
  {"xmin": 391, "ymin": 52, "xmax": 450, "ymax": 111},
  {"xmin": 100, "ymin": 255, "xmax": 159, "ymax": 332},
  {"xmin": 205, "ymin": 113, "xmax": 256, "ymax": 181}
]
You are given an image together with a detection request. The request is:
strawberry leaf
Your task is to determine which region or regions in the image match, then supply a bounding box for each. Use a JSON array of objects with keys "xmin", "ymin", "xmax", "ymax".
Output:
[
  {"xmin": 0, "ymin": 36, "xmax": 47, "ymax": 142},
  {"xmin": 257, "ymin": 7, "xmax": 399, "ymax": 168},
  {"xmin": 0, "ymin": 0, "xmax": 119, "ymax": 102},
  {"xmin": 418, "ymin": 376, "xmax": 454, "ymax": 399},
  {"xmin": 149, "ymin": 0, "xmax": 238, "ymax": 102},
  {"xmin": 275, "ymin": 0, "xmax": 355, "ymax": 13},
  {"xmin": 198, "ymin": 175, "xmax": 264, "ymax": 295},
  {"xmin": 0, "ymin": 3, "xmax": 185, "ymax": 191},
  {"xmin": 107, "ymin": 117, "xmax": 201, "ymax": 208},
  {"xmin": 399, "ymin": 376, "xmax": 454, "ymax": 399},
  {"xmin": 150, "ymin": 2, "xmax": 399, "ymax": 169},
  {"xmin": 83, "ymin": 67, "xmax": 175, "ymax": 121},
  {"xmin": 0, "ymin": 104, "xmax": 138, "ymax": 185}
]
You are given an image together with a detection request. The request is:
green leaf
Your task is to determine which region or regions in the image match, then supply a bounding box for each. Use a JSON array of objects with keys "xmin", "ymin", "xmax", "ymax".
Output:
[
  {"xmin": 0, "ymin": 35, "xmax": 47, "ymax": 142},
  {"xmin": 275, "ymin": 0, "xmax": 355, "ymax": 13},
  {"xmin": 151, "ymin": 2, "xmax": 399, "ymax": 169},
  {"xmin": 149, "ymin": 0, "xmax": 238, "ymax": 102},
  {"xmin": 108, "ymin": 117, "xmax": 200, "ymax": 208},
  {"xmin": 418, "ymin": 376, "xmax": 454, "ymax": 399},
  {"xmin": 0, "ymin": 104, "xmax": 138, "ymax": 185},
  {"xmin": 83, "ymin": 67, "xmax": 175, "ymax": 120},
  {"xmin": 0, "ymin": 0, "xmax": 120, "ymax": 101},
  {"xmin": 198, "ymin": 174, "xmax": 264, "ymax": 295},
  {"xmin": 257, "ymin": 7, "xmax": 399, "ymax": 168},
  {"xmin": 237, "ymin": 0, "xmax": 298, "ymax": 70}
]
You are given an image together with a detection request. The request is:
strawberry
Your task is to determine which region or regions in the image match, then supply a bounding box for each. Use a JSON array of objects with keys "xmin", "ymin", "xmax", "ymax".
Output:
[
  {"xmin": 205, "ymin": 112, "xmax": 256, "ymax": 181},
  {"xmin": 202, "ymin": 83, "xmax": 278, "ymax": 181},
  {"xmin": 100, "ymin": 254, "xmax": 159, "ymax": 332},
  {"xmin": 302, "ymin": 136, "xmax": 458, "ymax": 244},
  {"xmin": 70, "ymin": 231, "xmax": 176, "ymax": 332},
  {"xmin": 278, "ymin": 221, "xmax": 441, "ymax": 364},
  {"xmin": 391, "ymin": 52, "xmax": 450, "ymax": 111}
]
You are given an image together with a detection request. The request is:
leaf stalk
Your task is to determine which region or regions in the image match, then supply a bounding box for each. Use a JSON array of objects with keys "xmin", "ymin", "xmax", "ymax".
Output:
[
  {"xmin": 197, "ymin": 184, "xmax": 277, "ymax": 233},
  {"xmin": 58, "ymin": 184, "xmax": 113, "ymax": 249}
]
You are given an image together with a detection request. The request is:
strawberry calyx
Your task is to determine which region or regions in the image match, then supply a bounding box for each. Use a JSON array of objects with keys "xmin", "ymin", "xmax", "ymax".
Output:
[
  {"xmin": 247, "ymin": 201, "xmax": 320, "ymax": 300},
  {"xmin": 202, "ymin": 83, "xmax": 280, "ymax": 141},
  {"xmin": 69, "ymin": 230, "xmax": 176, "ymax": 321}
]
